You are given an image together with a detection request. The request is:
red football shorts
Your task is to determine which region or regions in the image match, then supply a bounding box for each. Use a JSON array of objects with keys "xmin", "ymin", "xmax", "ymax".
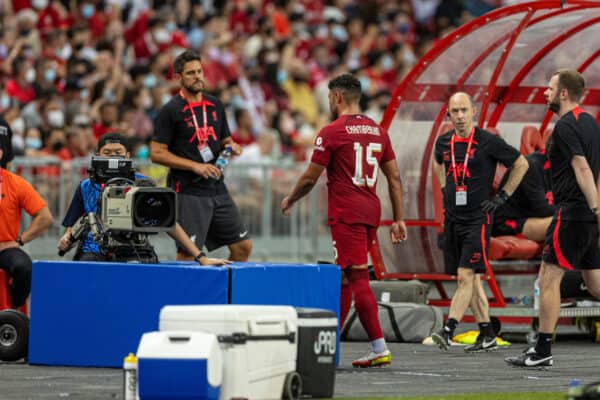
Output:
[{"xmin": 330, "ymin": 221, "xmax": 377, "ymax": 269}]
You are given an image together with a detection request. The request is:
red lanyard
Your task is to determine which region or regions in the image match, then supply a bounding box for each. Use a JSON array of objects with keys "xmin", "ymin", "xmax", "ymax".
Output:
[
  {"xmin": 180, "ymin": 90, "xmax": 208, "ymax": 145},
  {"xmin": 450, "ymin": 128, "xmax": 475, "ymax": 185}
]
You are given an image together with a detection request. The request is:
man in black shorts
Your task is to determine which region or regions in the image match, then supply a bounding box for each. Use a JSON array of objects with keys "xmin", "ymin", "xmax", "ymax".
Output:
[
  {"xmin": 150, "ymin": 50, "xmax": 251, "ymax": 261},
  {"xmin": 492, "ymin": 150, "xmax": 555, "ymax": 242},
  {"xmin": 432, "ymin": 92, "xmax": 529, "ymax": 353},
  {"xmin": 506, "ymin": 69, "xmax": 600, "ymax": 368}
]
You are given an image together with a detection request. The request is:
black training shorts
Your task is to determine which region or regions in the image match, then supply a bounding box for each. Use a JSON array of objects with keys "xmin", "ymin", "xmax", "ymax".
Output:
[
  {"xmin": 492, "ymin": 216, "xmax": 526, "ymax": 236},
  {"xmin": 177, "ymin": 192, "xmax": 249, "ymax": 252},
  {"xmin": 542, "ymin": 208, "xmax": 600, "ymax": 270},
  {"xmin": 443, "ymin": 217, "xmax": 491, "ymax": 274}
]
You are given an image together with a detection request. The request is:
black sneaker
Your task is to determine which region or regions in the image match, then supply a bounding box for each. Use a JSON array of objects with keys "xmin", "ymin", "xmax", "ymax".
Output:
[
  {"xmin": 464, "ymin": 335, "xmax": 498, "ymax": 353},
  {"xmin": 504, "ymin": 350, "xmax": 553, "ymax": 367},
  {"xmin": 431, "ymin": 327, "xmax": 452, "ymax": 351}
]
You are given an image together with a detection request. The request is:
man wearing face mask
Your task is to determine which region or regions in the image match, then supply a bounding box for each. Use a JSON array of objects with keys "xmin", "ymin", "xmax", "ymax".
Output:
[{"xmin": 58, "ymin": 132, "xmax": 229, "ymax": 266}]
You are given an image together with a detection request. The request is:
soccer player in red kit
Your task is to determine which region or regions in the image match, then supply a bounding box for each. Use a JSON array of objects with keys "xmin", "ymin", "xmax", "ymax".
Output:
[{"xmin": 281, "ymin": 73, "xmax": 407, "ymax": 368}]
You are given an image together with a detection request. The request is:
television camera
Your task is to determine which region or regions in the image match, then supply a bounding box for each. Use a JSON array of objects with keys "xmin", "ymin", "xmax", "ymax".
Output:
[{"xmin": 59, "ymin": 156, "xmax": 177, "ymax": 263}]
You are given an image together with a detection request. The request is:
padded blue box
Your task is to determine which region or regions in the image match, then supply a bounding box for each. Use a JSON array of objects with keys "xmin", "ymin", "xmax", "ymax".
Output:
[{"xmin": 29, "ymin": 261, "xmax": 228, "ymax": 367}]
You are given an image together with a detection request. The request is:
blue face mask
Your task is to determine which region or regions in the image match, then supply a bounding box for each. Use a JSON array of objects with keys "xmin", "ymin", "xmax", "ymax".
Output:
[
  {"xmin": 82, "ymin": 3, "xmax": 94, "ymax": 19},
  {"xmin": 381, "ymin": 56, "xmax": 394, "ymax": 71},
  {"xmin": 165, "ymin": 22, "xmax": 177, "ymax": 33},
  {"xmin": 136, "ymin": 145, "xmax": 149, "ymax": 160},
  {"xmin": 44, "ymin": 68, "xmax": 56, "ymax": 82},
  {"xmin": 277, "ymin": 69, "xmax": 288, "ymax": 84},
  {"xmin": 0, "ymin": 95, "xmax": 10, "ymax": 110},
  {"xmin": 26, "ymin": 137, "xmax": 42, "ymax": 150},
  {"xmin": 143, "ymin": 74, "xmax": 157, "ymax": 89},
  {"xmin": 359, "ymin": 76, "xmax": 371, "ymax": 91}
]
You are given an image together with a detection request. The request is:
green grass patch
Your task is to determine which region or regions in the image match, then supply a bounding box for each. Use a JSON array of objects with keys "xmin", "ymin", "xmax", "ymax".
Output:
[{"xmin": 336, "ymin": 393, "xmax": 563, "ymax": 400}]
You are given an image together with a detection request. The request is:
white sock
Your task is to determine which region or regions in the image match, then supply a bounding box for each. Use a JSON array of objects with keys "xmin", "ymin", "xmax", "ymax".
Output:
[{"xmin": 371, "ymin": 338, "xmax": 386, "ymax": 354}]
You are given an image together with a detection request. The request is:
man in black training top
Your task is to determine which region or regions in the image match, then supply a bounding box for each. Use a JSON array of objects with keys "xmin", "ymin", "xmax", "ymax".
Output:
[
  {"xmin": 432, "ymin": 92, "xmax": 529, "ymax": 353},
  {"xmin": 150, "ymin": 50, "xmax": 252, "ymax": 261},
  {"xmin": 506, "ymin": 69, "xmax": 600, "ymax": 368}
]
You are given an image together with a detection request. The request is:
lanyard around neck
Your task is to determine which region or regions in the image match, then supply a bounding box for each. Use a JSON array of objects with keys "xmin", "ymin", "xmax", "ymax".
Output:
[
  {"xmin": 450, "ymin": 127, "xmax": 475, "ymax": 185},
  {"xmin": 180, "ymin": 90, "xmax": 208, "ymax": 144}
]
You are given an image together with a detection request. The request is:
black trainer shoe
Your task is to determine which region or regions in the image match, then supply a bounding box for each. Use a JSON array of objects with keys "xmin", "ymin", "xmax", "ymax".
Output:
[
  {"xmin": 464, "ymin": 334, "xmax": 498, "ymax": 353},
  {"xmin": 431, "ymin": 327, "xmax": 452, "ymax": 351},
  {"xmin": 504, "ymin": 350, "xmax": 553, "ymax": 367}
]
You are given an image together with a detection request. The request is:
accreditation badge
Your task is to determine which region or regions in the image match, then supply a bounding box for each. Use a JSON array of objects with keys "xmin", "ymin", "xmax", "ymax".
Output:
[
  {"xmin": 455, "ymin": 185, "xmax": 467, "ymax": 206},
  {"xmin": 198, "ymin": 144, "xmax": 214, "ymax": 162}
]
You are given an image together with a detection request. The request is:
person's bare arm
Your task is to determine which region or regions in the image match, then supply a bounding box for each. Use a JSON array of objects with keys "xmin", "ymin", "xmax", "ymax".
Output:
[
  {"xmin": 433, "ymin": 160, "xmax": 446, "ymax": 189},
  {"xmin": 572, "ymin": 155, "xmax": 598, "ymax": 211},
  {"xmin": 21, "ymin": 206, "xmax": 53, "ymax": 244},
  {"xmin": 281, "ymin": 163, "xmax": 325, "ymax": 215},
  {"xmin": 381, "ymin": 159, "xmax": 407, "ymax": 243},
  {"xmin": 221, "ymin": 137, "xmax": 242, "ymax": 156},
  {"xmin": 500, "ymin": 154, "xmax": 529, "ymax": 196},
  {"xmin": 150, "ymin": 140, "xmax": 222, "ymax": 179},
  {"xmin": 167, "ymin": 223, "xmax": 229, "ymax": 266}
]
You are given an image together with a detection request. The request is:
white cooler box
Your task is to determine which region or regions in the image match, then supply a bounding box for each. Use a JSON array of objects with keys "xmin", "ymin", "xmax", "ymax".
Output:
[
  {"xmin": 160, "ymin": 305, "xmax": 300, "ymax": 400},
  {"xmin": 137, "ymin": 331, "xmax": 222, "ymax": 400}
]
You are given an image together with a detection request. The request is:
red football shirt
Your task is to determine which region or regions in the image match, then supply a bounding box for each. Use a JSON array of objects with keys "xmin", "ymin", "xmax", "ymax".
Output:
[{"xmin": 311, "ymin": 114, "xmax": 395, "ymax": 226}]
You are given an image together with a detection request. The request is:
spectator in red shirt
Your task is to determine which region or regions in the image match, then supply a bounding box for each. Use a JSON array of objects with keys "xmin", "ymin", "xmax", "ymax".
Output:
[
  {"xmin": 92, "ymin": 101, "xmax": 119, "ymax": 141},
  {"xmin": 6, "ymin": 56, "xmax": 36, "ymax": 104},
  {"xmin": 231, "ymin": 108, "xmax": 255, "ymax": 147}
]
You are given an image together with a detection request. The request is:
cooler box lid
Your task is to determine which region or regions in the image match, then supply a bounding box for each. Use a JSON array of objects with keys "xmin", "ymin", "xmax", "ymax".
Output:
[{"xmin": 159, "ymin": 305, "xmax": 297, "ymax": 336}]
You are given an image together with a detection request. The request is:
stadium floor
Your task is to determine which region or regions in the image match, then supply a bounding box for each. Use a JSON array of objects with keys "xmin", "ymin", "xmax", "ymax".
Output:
[{"xmin": 1, "ymin": 341, "xmax": 598, "ymax": 399}]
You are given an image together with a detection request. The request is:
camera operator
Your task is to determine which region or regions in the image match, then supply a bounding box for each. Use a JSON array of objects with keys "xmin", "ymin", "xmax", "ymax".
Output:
[{"xmin": 57, "ymin": 133, "xmax": 228, "ymax": 266}]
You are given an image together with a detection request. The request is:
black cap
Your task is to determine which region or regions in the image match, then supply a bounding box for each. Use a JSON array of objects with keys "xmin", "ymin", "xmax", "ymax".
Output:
[{"xmin": 97, "ymin": 132, "xmax": 130, "ymax": 152}]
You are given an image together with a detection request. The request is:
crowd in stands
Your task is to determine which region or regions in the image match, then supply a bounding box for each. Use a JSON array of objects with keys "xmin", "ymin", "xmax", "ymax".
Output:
[{"xmin": 0, "ymin": 0, "xmax": 519, "ymax": 169}]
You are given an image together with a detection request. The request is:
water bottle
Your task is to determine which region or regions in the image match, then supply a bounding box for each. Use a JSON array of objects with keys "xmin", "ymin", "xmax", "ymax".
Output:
[
  {"xmin": 214, "ymin": 146, "xmax": 233, "ymax": 173},
  {"xmin": 533, "ymin": 278, "xmax": 540, "ymax": 311},
  {"xmin": 123, "ymin": 352, "xmax": 138, "ymax": 400},
  {"xmin": 567, "ymin": 379, "xmax": 582, "ymax": 400}
]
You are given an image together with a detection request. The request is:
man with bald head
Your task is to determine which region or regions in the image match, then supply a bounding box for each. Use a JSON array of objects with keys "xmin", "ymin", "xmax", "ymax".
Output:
[{"xmin": 432, "ymin": 92, "xmax": 529, "ymax": 352}]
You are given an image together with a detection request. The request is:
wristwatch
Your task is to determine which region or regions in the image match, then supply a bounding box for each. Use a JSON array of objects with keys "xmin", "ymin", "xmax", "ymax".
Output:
[
  {"xmin": 16, "ymin": 236, "xmax": 24, "ymax": 246},
  {"xmin": 194, "ymin": 252, "xmax": 206, "ymax": 262}
]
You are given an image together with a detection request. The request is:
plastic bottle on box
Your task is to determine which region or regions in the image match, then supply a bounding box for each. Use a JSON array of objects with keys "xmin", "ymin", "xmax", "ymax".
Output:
[{"xmin": 123, "ymin": 352, "xmax": 138, "ymax": 400}]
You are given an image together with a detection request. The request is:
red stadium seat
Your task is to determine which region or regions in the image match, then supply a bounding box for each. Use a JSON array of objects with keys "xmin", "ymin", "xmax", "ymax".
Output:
[
  {"xmin": 520, "ymin": 126, "xmax": 543, "ymax": 155},
  {"xmin": 489, "ymin": 236, "xmax": 542, "ymax": 261}
]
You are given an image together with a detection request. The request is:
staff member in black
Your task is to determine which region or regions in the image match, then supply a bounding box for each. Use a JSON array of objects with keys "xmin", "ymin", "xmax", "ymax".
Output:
[
  {"xmin": 432, "ymin": 92, "xmax": 528, "ymax": 352},
  {"xmin": 0, "ymin": 115, "xmax": 14, "ymax": 168},
  {"xmin": 506, "ymin": 69, "xmax": 600, "ymax": 368},
  {"xmin": 150, "ymin": 50, "xmax": 252, "ymax": 261},
  {"xmin": 492, "ymin": 149, "xmax": 555, "ymax": 242}
]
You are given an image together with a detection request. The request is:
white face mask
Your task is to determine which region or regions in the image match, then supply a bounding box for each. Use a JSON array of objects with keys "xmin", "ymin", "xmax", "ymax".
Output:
[
  {"xmin": 10, "ymin": 117, "xmax": 25, "ymax": 135},
  {"xmin": 141, "ymin": 96, "xmax": 152, "ymax": 109},
  {"xmin": 153, "ymin": 28, "xmax": 170, "ymax": 44},
  {"xmin": 32, "ymin": 0, "xmax": 48, "ymax": 9},
  {"xmin": 25, "ymin": 68, "xmax": 36, "ymax": 83},
  {"xmin": 47, "ymin": 110, "xmax": 65, "ymax": 128}
]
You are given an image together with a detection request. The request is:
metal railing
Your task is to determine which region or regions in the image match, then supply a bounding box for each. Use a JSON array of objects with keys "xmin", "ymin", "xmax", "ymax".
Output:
[{"xmin": 10, "ymin": 156, "xmax": 333, "ymax": 262}]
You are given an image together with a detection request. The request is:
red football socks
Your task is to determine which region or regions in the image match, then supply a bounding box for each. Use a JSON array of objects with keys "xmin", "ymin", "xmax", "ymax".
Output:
[
  {"xmin": 347, "ymin": 268, "xmax": 383, "ymax": 340},
  {"xmin": 339, "ymin": 283, "xmax": 352, "ymax": 329}
]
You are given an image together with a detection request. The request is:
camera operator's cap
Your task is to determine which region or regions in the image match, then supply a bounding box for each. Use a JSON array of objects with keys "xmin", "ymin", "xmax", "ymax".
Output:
[{"xmin": 97, "ymin": 132, "xmax": 130, "ymax": 152}]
